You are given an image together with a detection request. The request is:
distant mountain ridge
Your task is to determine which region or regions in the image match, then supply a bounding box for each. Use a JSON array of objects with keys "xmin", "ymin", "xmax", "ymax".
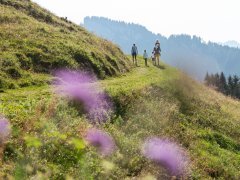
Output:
[
  {"xmin": 222, "ymin": 41, "xmax": 240, "ymax": 48},
  {"xmin": 83, "ymin": 16, "xmax": 240, "ymax": 80}
]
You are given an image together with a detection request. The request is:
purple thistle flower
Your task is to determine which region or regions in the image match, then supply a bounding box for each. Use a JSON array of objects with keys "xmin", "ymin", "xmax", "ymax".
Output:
[
  {"xmin": 53, "ymin": 70, "xmax": 113, "ymax": 123},
  {"xmin": 86, "ymin": 128, "xmax": 115, "ymax": 156},
  {"xmin": 0, "ymin": 115, "xmax": 11, "ymax": 146},
  {"xmin": 87, "ymin": 92, "xmax": 113, "ymax": 123},
  {"xmin": 142, "ymin": 137, "xmax": 189, "ymax": 176}
]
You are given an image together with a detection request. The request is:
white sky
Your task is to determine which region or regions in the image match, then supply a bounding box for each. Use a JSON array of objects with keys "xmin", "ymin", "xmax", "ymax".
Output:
[{"xmin": 32, "ymin": 0, "xmax": 240, "ymax": 43}]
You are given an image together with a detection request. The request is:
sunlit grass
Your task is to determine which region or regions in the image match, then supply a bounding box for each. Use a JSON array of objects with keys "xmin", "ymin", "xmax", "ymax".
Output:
[
  {"xmin": 0, "ymin": 1, "xmax": 131, "ymax": 91},
  {"xmin": 0, "ymin": 1, "xmax": 240, "ymax": 178},
  {"xmin": 1, "ymin": 58, "xmax": 240, "ymax": 179}
]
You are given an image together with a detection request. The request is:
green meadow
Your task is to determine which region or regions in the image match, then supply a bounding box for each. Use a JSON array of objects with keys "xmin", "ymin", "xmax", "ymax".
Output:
[{"xmin": 0, "ymin": 0, "xmax": 240, "ymax": 179}]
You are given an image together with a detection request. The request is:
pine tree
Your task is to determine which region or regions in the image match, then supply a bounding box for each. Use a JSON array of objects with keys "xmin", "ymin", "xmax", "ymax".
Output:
[
  {"xmin": 237, "ymin": 81, "xmax": 240, "ymax": 99},
  {"xmin": 227, "ymin": 75, "xmax": 233, "ymax": 95},
  {"xmin": 204, "ymin": 73, "xmax": 240, "ymax": 99},
  {"xmin": 204, "ymin": 72, "xmax": 210, "ymax": 86},
  {"xmin": 214, "ymin": 73, "xmax": 220, "ymax": 89},
  {"xmin": 232, "ymin": 75, "xmax": 239, "ymax": 98},
  {"xmin": 219, "ymin": 72, "xmax": 227, "ymax": 94}
]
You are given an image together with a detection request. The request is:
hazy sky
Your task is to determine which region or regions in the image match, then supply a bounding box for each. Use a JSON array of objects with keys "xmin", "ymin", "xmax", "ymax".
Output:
[{"xmin": 32, "ymin": 0, "xmax": 240, "ymax": 43}]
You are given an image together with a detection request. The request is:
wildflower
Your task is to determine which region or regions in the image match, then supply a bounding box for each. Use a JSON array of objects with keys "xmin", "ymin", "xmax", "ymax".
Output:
[
  {"xmin": 86, "ymin": 128, "xmax": 115, "ymax": 156},
  {"xmin": 54, "ymin": 70, "xmax": 112, "ymax": 123},
  {"xmin": 0, "ymin": 115, "xmax": 11, "ymax": 145},
  {"xmin": 142, "ymin": 138, "xmax": 188, "ymax": 176}
]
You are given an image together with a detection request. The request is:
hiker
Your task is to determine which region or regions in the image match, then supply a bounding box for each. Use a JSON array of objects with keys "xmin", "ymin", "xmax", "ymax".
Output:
[
  {"xmin": 131, "ymin": 44, "xmax": 138, "ymax": 66},
  {"xmin": 143, "ymin": 50, "xmax": 148, "ymax": 66},
  {"xmin": 153, "ymin": 40, "xmax": 161, "ymax": 66},
  {"xmin": 151, "ymin": 51, "xmax": 155, "ymax": 65}
]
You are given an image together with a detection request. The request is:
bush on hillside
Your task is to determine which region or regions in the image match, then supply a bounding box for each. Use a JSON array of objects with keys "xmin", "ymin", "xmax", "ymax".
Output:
[
  {"xmin": 5, "ymin": 67, "xmax": 22, "ymax": 79},
  {"xmin": 28, "ymin": 5, "xmax": 54, "ymax": 24},
  {"xmin": 73, "ymin": 51, "xmax": 102, "ymax": 76},
  {"xmin": 1, "ymin": 57, "xmax": 19, "ymax": 68},
  {"xmin": 0, "ymin": 77, "xmax": 7, "ymax": 89},
  {"xmin": 26, "ymin": 51, "xmax": 50, "ymax": 72},
  {"xmin": 16, "ymin": 53, "xmax": 32, "ymax": 70},
  {"xmin": 52, "ymin": 58, "xmax": 72, "ymax": 69},
  {"xmin": 0, "ymin": 15, "xmax": 22, "ymax": 24},
  {"xmin": 45, "ymin": 14, "xmax": 53, "ymax": 23}
]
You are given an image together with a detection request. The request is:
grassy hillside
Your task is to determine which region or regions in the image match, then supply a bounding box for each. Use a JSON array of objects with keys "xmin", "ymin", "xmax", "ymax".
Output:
[
  {"xmin": 1, "ymin": 1, "xmax": 240, "ymax": 179},
  {"xmin": 1, "ymin": 58, "xmax": 240, "ymax": 179},
  {"xmin": 0, "ymin": 0, "xmax": 131, "ymax": 90}
]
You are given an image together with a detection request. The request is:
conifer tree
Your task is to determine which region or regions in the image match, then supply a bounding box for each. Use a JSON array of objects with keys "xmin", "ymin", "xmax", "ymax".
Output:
[
  {"xmin": 214, "ymin": 73, "xmax": 220, "ymax": 89},
  {"xmin": 204, "ymin": 72, "xmax": 210, "ymax": 85},
  {"xmin": 227, "ymin": 75, "xmax": 233, "ymax": 95},
  {"xmin": 219, "ymin": 72, "xmax": 227, "ymax": 94},
  {"xmin": 204, "ymin": 73, "xmax": 240, "ymax": 99},
  {"xmin": 232, "ymin": 75, "xmax": 239, "ymax": 97}
]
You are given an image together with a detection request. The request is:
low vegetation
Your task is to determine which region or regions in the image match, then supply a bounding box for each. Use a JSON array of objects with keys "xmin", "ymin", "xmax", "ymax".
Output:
[
  {"xmin": 0, "ymin": 0, "xmax": 131, "ymax": 91},
  {"xmin": 1, "ymin": 59, "xmax": 240, "ymax": 179},
  {"xmin": 0, "ymin": 1, "xmax": 239, "ymax": 179}
]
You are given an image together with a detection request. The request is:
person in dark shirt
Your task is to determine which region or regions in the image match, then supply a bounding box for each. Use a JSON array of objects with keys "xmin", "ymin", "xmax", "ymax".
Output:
[{"xmin": 131, "ymin": 44, "xmax": 138, "ymax": 66}]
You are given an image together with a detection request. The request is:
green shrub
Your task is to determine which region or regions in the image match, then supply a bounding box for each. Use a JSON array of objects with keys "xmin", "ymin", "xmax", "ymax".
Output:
[
  {"xmin": 8, "ymin": 82, "xmax": 18, "ymax": 89},
  {"xmin": 213, "ymin": 133, "xmax": 240, "ymax": 152},
  {"xmin": 5, "ymin": 67, "xmax": 22, "ymax": 79},
  {"xmin": 45, "ymin": 14, "xmax": 53, "ymax": 23},
  {"xmin": 1, "ymin": 58, "xmax": 17, "ymax": 67},
  {"xmin": 0, "ymin": 77, "xmax": 7, "ymax": 89},
  {"xmin": 16, "ymin": 53, "xmax": 32, "ymax": 70}
]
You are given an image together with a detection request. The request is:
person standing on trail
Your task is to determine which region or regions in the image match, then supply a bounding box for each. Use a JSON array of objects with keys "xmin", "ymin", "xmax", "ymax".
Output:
[
  {"xmin": 131, "ymin": 44, "xmax": 138, "ymax": 66},
  {"xmin": 151, "ymin": 51, "xmax": 156, "ymax": 65},
  {"xmin": 143, "ymin": 50, "xmax": 148, "ymax": 66},
  {"xmin": 153, "ymin": 40, "xmax": 161, "ymax": 66}
]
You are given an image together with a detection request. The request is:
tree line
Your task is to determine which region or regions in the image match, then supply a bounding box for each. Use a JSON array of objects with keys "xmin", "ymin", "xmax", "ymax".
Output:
[{"xmin": 205, "ymin": 72, "xmax": 240, "ymax": 99}]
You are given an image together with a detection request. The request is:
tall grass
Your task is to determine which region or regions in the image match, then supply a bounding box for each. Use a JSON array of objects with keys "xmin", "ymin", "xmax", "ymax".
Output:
[
  {"xmin": 1, "ymin": 59, "xmax": 239, "ymax": 179},
  {"xmin": 0, "ymin": 0, "xmax": 131, "ymax": 91}
]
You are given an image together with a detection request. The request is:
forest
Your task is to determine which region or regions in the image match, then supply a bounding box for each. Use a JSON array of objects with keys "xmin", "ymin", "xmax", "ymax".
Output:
[{"xmin": 205, "ymin": 72, "xmax": 240, "ymax": 99}]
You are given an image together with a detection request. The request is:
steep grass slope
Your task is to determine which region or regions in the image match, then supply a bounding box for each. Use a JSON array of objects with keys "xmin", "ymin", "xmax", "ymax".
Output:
[
  {"xmin": 1, "ymin": 59, "xmax": 240, "ymax": 179},
  {"xmin": 0, "ymin": 0, "xmax": 131, "ymax": 90}
]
